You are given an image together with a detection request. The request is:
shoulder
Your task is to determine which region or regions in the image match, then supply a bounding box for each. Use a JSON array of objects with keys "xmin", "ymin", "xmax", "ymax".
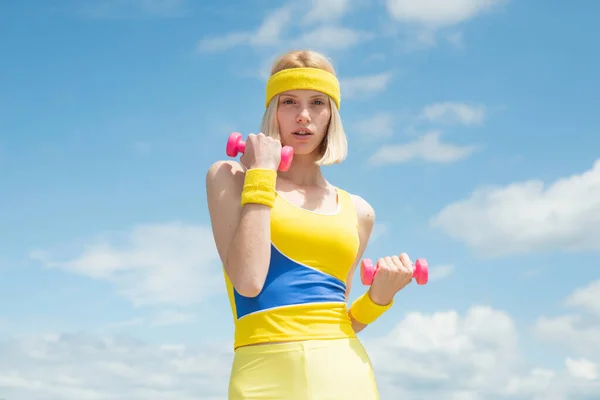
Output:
[
  {"xmin": 335, "ymin": 186, "xmax": 375, "ymax": 223},
  {"xmin": 335, "ymin": 185, "xmax": 375, "ymax": 230},
  {"xmin": 349, "ymin": 193, "xmax": 375, "ymax": 226},
  {"xmin": 205, "ymin": 160, "xmax": 245, "ymax": 194},
  {"xmin": 206, "ymin": 159, "xmax": 245, "ymax": 182}
]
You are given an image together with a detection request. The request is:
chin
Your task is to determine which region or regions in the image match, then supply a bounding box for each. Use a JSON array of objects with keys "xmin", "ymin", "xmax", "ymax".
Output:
[
  {"xmin": 293, "ymin": 148, "xmax": 321, "ymax": 158},
  {"xmin": 284, "ymin": 140, "xmax": 321, "ymax": 155}
]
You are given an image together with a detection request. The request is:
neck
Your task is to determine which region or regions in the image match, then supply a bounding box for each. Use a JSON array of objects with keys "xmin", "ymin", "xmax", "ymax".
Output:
[{"xmin": 278, "ymin": 153, "xmax": 327, "ymax": 187}]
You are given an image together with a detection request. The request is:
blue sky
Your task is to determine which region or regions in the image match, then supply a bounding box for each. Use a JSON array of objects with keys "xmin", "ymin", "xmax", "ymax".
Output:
[{"xmin": 1, "ymin": 0, "xmax": 599, "ymax": 399}]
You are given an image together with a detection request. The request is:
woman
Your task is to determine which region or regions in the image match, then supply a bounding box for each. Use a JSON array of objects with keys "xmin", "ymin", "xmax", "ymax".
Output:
[{"xmin": 206, "ymin": 49, "xmax": 416, "ymax": 399}]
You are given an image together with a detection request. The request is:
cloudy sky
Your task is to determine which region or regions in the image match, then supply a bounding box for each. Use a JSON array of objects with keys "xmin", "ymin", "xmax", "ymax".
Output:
[{"xmin": 1, "ymin": 0, "xmax": 599, "ymax": 399}]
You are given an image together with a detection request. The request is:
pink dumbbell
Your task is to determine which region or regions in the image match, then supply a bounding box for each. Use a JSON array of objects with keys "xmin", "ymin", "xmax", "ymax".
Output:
[
  {"xmin": 360, "ymin": 258, "xmax": 429, "ymax": 285},
  {"xmin": 226, "ymin": 132, "xmax": 294, "ymax": 172}
]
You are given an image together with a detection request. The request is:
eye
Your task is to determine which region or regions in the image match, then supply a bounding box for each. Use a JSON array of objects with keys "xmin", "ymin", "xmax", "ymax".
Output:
[
  {"xmin": 281, "ymin": 98, "xmax": 295, "ymax": 104},
  {"xmin": 313, "ymin": 99, "xmax": 325, "ymax": 105}
]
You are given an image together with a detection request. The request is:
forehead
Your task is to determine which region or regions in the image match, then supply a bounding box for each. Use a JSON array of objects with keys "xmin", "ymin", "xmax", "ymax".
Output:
[{"xmin": 280, "ymin": 89, "xmax": 326, "ymax": 98}]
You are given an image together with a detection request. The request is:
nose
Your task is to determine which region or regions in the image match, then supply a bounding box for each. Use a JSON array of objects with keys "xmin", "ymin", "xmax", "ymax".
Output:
[{"xmin": 296, "ymin": 107, "xmax": 311, "ymax": 124}]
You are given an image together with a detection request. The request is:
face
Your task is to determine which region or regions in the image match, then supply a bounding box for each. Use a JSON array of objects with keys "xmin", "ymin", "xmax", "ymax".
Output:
[{"xmin": 276, "ymin": 89, "xmax": 332, "ymax": 156}]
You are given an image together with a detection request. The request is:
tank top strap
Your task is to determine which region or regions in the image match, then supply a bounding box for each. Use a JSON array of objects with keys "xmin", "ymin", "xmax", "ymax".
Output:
[{"xmin": 334, "ymin": 187, "xmax": 358, "ymax": 230}]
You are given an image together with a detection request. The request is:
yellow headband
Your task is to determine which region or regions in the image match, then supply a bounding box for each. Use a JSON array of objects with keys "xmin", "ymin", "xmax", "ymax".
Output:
[{"xmin": 265, "ymin": 67, "xmax": 341, "ymax": 109}]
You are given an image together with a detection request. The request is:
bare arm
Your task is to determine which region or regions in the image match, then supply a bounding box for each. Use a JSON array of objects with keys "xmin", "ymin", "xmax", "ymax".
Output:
[
  {"xmin": 345, "ymin": 194, "xmax": 376, "ymax": 333},
  {"xmin": 205, "ymin": 160, "xmax": 272, "ymax": 297}
]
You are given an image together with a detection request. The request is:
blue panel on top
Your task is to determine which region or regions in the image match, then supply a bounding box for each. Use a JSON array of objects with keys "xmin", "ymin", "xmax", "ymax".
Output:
[{"xmin": 233, "ymin": 244, "xmax": 347, "ymax": 319}]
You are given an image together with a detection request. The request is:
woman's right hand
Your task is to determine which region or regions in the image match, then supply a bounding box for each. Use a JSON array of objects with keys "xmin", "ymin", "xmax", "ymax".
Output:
[{"xmin": 240, "ymin": 132, "xmax": 282, "ymax": 171}]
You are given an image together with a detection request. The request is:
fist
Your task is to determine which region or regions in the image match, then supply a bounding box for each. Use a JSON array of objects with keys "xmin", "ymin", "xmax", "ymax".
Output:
[
  {"xmin": 368, "ymin": 253, "xmax": 414, "ymax": 306},
  {"xmin": 241, "ymin": 132, "xmax": 282, "ymax": 171}
]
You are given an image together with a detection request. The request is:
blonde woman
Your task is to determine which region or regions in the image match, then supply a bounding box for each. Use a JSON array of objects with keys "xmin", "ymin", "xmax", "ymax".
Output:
[{"xmin": 206, "ymin": 49, "xmax": 416, "ymax": 399}]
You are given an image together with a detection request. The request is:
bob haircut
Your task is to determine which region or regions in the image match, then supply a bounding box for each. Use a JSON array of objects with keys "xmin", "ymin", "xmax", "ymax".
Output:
[{"xmin": 259, "ymin": 49, "xmax": 348, "ymax": 166}]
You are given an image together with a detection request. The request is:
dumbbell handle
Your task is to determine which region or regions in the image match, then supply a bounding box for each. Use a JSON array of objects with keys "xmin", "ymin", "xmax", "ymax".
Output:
[
  {"xmin": 226, "ymin": 132, "xmax": 294, "ymax": 172},
  {"xmin": 360, "ymin": 258, "xmax": 429, "ymax": 285}
]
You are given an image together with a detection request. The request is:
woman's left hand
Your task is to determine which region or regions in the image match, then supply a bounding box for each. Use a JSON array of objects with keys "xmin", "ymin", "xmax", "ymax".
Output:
[{"xmin": 368, "ymin": 253, "xmax": 414, "ymax": 306}]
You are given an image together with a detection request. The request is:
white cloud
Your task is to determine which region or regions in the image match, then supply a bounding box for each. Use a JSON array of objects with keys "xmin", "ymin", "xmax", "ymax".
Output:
[
  {"xmin": 352, "ymin": 112, "xmax": 394, "ymax": 140},
  {"xmin": 536, "ymin": 314, "xmax": 600, "ymax": 357},
  {"xmin": 566, "ymin": 280, "xmax": 600, "ymax": 318},
  {"xmin": 385, "ymin": 0, "xmax": 508, "ymax": 47},
  {"xmin": 249, "ymin": 5, "xmax": 294, "ymax": 47},
  {"xmin": 529, "ymin": 281, "xmax": 600, "ymax": 398},
  {"xmin": 535, "ymin": 280, "xmax": 600, "ymax": 358},
  {"xmin": 368, "ymin": 131, "xmax": 479, "ymax": 165},
  {"xmin": 504, "ymin": 368, "xmax": 556, "ymax": 399},
  {"xmin": 197, "ymin": 5, "xmax": 292, "ymax": 51},
  {"xmin": 421, "ymin": 102, "xmax": 486, "ymax": 126},
  {"xmin": 150, "ymin": 309, "xmax": 195, "ymax": 326},
  {"xmin": 364, "ymin": 304, "xmax": 600, "ymax": 400},
  {"xmin": 566, "ymin": 357, "xmax": 599, "ymax": 380},
  {"xmin": 429, "ymin": 264, "xmax": 455, "ymax": 281},
  {"xmin": 385, "ymin": 0, "xmax": 507, "ymax": 28},
  {"xmin": 30, "ymin": 222, "xmax": 222, "ymax": 307},
  {"xmin": 431, "ymin": 160, "xmax": 600, "ymax": 257},
  {"xmin": 341, "ymin": 72, "xmax": 393, "ymax": 98},
  {"xmin": 302, "ymin": 0, "xmax": 352, "ymax": 24},
  {"xmin": 0, "ymin": 333, "xmax": 232, "ymax": 400},
  {"xmin": 2, "ymin": 298, "xmax": 600, "ymax": 399},
  {"xmin": 292, "ymin": 25, "xmax": 374, "ymax": 51},
  {"xmin": 366, "ymin": 307, "xmax": 520, "ymax": 398},
  {"xmin": 106, "ymin": 309, "xmax": 196, "ymax": 330},
  {"xmin": 197, "ymin": 1, "xmax": 370, "ymax": 53},
  {"xmin": 196, "ymin": 32, "xmax": 255, "ymax": 53}
]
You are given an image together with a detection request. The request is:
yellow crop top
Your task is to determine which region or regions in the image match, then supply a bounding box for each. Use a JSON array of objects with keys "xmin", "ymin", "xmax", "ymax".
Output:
[{"xmin": 224, "ymin": 187, "xmax": 361, "ymax": 349}]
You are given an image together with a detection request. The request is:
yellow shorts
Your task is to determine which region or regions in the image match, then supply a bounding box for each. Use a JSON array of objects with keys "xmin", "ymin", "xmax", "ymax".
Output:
[{"xmin": 228, "ymin": 337, "xmax": 380, "ymax": 399}]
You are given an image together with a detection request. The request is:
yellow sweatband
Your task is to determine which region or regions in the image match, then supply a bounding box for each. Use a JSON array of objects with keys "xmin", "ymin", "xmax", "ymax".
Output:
[
  {"xmin": 240, "ymin": 168, "xmax": 277, "ymax": 208},
  {"xmin": 265, "ymin": 67, "xmax": 341, "ymax": 109},
  {"xmin": 349, "ymin": 291, "xmax": 393, "ymax": 325}
]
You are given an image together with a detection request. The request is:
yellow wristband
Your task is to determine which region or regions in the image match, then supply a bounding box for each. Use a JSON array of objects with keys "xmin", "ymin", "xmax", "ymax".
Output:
[
  {"xmin": 349, "ymin": 291, "xmax": 393, "ymax": 325},
  {"xmin": 241, "ymin": 168, "xmax": 277, "ymax": 208}
]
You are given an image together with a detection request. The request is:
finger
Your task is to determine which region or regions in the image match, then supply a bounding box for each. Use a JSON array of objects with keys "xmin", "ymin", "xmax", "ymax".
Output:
[
  {"xmin": 390, "ymin": 255, "xmax": 402, "ymax": 269},
  {"xmin": 383, "ymin": 256, "xmax": 394, "ymax": 270},
  {"xmin": 399, "ymin": 253, "xmax": 414, "ymax": 272},
  {"xmin": 377, "ymin": 257, "xmax": 387, "ymax": 270}
]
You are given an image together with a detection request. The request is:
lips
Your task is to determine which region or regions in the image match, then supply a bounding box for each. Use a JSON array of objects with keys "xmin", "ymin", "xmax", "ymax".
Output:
[{"xmin": 292, "ymin": 128, "xmax": 313, "ymax": 136}]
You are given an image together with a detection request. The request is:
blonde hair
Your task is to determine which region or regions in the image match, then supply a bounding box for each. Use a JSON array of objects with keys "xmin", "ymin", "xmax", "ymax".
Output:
[{"xmin": 260, "ymin": 49, "xmax": 348, "ymax": 166}]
